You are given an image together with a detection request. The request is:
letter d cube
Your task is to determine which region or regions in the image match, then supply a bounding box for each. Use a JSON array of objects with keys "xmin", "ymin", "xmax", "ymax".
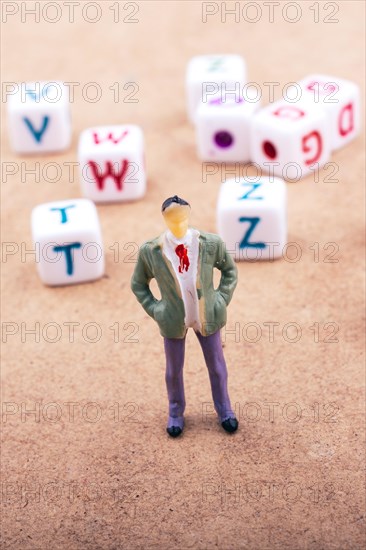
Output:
[
  {"xmin": 217, "ymin": 177, "xmax": 287, "ymax": 261},
  {"xmin": 31, "ymin": 199, "xmax": 104, "ymax": 286},
  {"xmin": 297, "ymin": 74, "xmax": 361, "ymax": 150}
]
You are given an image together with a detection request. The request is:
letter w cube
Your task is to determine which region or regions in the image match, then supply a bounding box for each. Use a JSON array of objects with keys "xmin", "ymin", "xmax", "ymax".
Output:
[{"xmin": 78, "ymin": 125, "xmax": 146, "ymax": 203}]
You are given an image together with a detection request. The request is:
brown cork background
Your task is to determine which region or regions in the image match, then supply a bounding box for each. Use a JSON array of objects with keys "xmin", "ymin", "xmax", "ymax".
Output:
[{"xmin": 1, "ymin": 1, "xmax": 365, "ymax": 549}]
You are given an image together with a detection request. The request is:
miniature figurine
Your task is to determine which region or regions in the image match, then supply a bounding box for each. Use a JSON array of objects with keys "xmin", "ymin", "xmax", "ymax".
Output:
[{"xmin": 131, "ymin": 196, "xmax": 238, "ymax": 437}]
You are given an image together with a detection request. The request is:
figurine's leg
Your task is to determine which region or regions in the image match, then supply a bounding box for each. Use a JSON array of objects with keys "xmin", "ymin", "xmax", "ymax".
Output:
[
  {"xmin": 164, "ymin": 336, "xmax": 186, "ymax": 432},
  {"xmin": 195, "ymin": 330, "xmax": 236, "ymax": 423}
]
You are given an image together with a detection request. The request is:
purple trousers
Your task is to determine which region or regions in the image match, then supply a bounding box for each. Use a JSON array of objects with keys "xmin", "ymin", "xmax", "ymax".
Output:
[{"xmin": 164, "ymin": 330, "xmax": 234, "ymax": 428}]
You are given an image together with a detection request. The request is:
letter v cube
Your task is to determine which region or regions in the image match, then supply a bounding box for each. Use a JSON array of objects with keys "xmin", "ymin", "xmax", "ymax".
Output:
[
  {"xmin": 78, "ymin": 125, "xmax": 146, "ymax": 203},
  {"xmin": 31, "ymin": 199, "xmax": 104, "ymax": 286},
  {"xmin": 7, "ymin": 81, "xmax": 71, "ymax": 154},
  {"xmin": 217, "ymin": 177, "xmax": 287, "ymax": 261}
]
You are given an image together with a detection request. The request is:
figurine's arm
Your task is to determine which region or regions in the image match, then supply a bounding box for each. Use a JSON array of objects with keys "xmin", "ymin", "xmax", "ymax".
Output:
[
  {"xmin": 215, "ymin": 238, "xmax": 238, "ymax": 305},
  {"xmin": 131, "ymin": 244, "xmax": 157, "ymax": 318}
]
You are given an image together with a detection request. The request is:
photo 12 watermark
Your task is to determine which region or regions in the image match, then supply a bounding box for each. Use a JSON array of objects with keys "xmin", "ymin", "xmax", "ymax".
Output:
[
  {"xmin": 2, "ymin": 81, "xmax": 140, "ymax": 104},
  {"xmin": 2, "ymin": 400, "xmax": 141, "ymax": 424},
  {"xmin": 201, "ymin": 2, "xmax": 340, "ymax": 24},
  {"xmin": 201, "ymin": 80, "xmax": 340, "ymax": 105},
  {"xmin": 202, "ymin": 400, "xmax": 340, "ymax": 424},
  {"xmin": 1, "ymin": 320, "xmax": 139, "ymax": 344},
  {"xmin": 201, "ymin": 479, "xmax": 337, "ymax": 505},
  {"xmin": 1, "ymin": 1, "xmax": 140, "ymax": 24},
  {"xmin": 201, "ymin": 160, "xmax": 340, "ymax": 184},
  {"xmin": 220, "ymin": 320, "xmax": 340, "ymax": 344},
  {"xmin": 1, "ymin": 478, "xmax": 140, "ymax": 512},
  {"xmin": 2, "ymin": 160, "xmax": 142, "ymax": 188}
]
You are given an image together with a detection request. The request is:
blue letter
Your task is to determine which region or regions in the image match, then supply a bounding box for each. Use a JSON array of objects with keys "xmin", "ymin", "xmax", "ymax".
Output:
[
  {"xmin": 23, "ymin": 116, "xmax": 49, "ymax": 143},
  {"xmin": 25, "ymin": 84, "xmax": 50, "ymax": 101},
  {"xmin": 50, "ymin": 205, "xmax": 75, "ymax": 224},
  {"xmin": 239, "ymin": 217, "xmax": 266, "ymax": 249},
  {"xmin": 25, "ymin": 89, "xmax": 37, "ymax": 101},
  {"xmin": 208, "ymin": 57, "xmax": 225, "ymax": 72},
  {"xmin": 239, "ymin": 183, "xmax": 263, "ymax": 200},
  {"xmin": 53, "ymin": 242, "xmax": 82, "ymax": 276}
]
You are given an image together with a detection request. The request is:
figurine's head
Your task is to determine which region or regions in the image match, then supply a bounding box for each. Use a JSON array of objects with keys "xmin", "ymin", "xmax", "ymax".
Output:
[{"xmin": 162, "ymin": 195, "xmax": 191, "ymax": 239}]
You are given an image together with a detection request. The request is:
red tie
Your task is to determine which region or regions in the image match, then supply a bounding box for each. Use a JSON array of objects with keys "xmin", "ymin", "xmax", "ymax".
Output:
[{"xmin": 175, "ymin": 244, "xmax": 190, "ymax": 273}]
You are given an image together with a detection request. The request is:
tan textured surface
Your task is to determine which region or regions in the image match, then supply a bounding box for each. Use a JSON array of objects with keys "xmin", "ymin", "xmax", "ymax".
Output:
[{"xmin": 1, "ymin": 1, "xmax": 365, "ymax": 549}]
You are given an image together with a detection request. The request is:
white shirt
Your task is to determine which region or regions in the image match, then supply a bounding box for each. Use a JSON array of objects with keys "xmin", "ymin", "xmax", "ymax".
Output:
[{"xmin": 163, "ymin": 228, "xmax": 201, "ymax": 331}]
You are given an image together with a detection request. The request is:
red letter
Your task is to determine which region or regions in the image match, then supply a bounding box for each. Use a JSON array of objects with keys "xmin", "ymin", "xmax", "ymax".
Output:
[
  {"xmin": 93, "ymin": 130, "xmax": 129, "ymax": 144},
  {"xmin": 338, "ymin": 103, "xmax": 354, "ymax": 137},
  {"xmin": 302, "ymin": 131, "xmax": 322, "ymax": 166},
  {"xmin": 273, "ymin": 106, "xmax": 305, "ymax": 120},
  {"xmin": 88, "ymin": 160, "xmax": 129, "ymax": 191},
  {"xmin": 306, "ymin": 80, "xmax": 336, "ymax": 94}
]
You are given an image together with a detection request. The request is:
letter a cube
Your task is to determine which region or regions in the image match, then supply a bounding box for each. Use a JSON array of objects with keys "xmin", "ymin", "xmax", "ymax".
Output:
[
  {"xmin": 78, "ymin": 125, "xmax": 146, "ymax": 203},
  {"xmin": 31, "ymin": 199, "xmax": 104, "ymax": 286},
  {"xmin": 297, "ymin": 74, "xmax": 361, "ymax": 150},
  {"xmin": 250, "ymin": 100, "xmax": 331, "ymax": 180},
  {"xmin": 7, "ymin": 81, "xmax": 71, "ymax": 154},
  {"xmin": 217, "ymin": 177, "xmax": 287, "ymax": 261}
]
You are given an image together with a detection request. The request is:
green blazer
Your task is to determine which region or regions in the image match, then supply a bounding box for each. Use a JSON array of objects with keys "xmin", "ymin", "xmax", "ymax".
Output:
[{"xmin": 131, "ymin": 230, "xmax": 238, "ymax": 339}]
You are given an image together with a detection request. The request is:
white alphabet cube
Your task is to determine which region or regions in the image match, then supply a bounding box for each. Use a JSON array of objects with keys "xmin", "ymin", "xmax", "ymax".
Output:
[
  {"xmin": 7, "ymin": 81, "xmax": 71, "ymax": 154},
  {"xmin": 78, "ymin": 125, "xmax": 146, "ymax": 203},
  {"xmin": 297, "ymin": 74, "xmax": 361, "ymax": 150},
  {"xmin": 196, "ymin": 94, "xmax": 260, "ymax": 162},
  {"xmin": 31, "ymin": 199, "xmax": 104, "ymax": 286},
  {"xmin": 186, "ymin": 54, "xmax": 246, "ymax": 123},
  {"xmin": 250, "ymin": 100, "xmax": 331, "ymax": 180},
  {"xmin": 217, "ymin": 177, "xmax": 287, "ymax": 261}
]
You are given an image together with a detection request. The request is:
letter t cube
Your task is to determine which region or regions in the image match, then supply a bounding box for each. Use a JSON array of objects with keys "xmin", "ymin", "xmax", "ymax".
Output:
[{"xmin": 31, "ymin": 198, "xmax": 104, "ymax": 286}]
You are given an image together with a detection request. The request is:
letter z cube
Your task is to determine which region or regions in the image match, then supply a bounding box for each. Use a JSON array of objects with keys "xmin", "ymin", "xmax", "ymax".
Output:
[
  {"xmin": 217, "ymin": 177, "xmax": 287, "ymax": 261},
  {"xmin": 186, "ymin": 54, "xmax": 247, "ymax": 123}
]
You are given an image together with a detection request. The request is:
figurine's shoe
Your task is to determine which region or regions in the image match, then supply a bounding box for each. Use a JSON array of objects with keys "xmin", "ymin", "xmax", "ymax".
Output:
[
  {"xmin": 221, "ymin": 417, "xmax": 239, "ymax": 433},
  {"xmin": 167, "ymin": 426, "xmax": 183, "ymax": 438},
  {"xmin": 167, "ymin": 415, "xmax": 184, "ymax": 437}
]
